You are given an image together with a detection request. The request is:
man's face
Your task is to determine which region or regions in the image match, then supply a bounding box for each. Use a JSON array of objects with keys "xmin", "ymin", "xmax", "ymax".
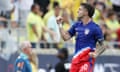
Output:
[
  {"xmin": 77, "ymin": 6, "xmax": 87, "ymax": 18},
  {"xmin": 34, "ymin": 5, "xmax": 40, "ymax": 14}
]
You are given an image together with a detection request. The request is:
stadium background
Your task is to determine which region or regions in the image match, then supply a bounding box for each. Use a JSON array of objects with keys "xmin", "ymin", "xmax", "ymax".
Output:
[{"xmin": 0, "ymin": 0, "xmax": 120, "ymax": 72}]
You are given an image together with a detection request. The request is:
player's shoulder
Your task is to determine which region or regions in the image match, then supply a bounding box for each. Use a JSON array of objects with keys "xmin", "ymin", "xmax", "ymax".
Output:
[
  {"xmin": 15, "ymin": 56, "xmax": 28, "ymax": 67},
  {"xmin": 16, "ymin": 55, "xmax": 28, "ymax": 63},
  {"xmin": 15, "ymin": 57, "xmax": 24, "ymax": 64},
  {"xmin": 72, "ymin": 21, "xmax": 82, "ymax": 27},
  {"xmin": 16, "ymin": 56, "xmax": 25, "ymax": 63},
  {"xmin": 90, "ymin": 21, "xmax": 100, "ymax": 28}
]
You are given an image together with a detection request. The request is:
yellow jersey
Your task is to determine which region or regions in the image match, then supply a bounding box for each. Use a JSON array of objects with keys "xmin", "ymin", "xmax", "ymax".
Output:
[{"xmin": 27, "ymin": 12, "xmax": 44, "ymax": 42}]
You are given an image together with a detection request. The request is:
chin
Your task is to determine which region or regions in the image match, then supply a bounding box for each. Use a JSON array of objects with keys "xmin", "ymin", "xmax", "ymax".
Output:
[{"xmin": 77, "ymin": 17, "xmax": 82, "ymax": 21}]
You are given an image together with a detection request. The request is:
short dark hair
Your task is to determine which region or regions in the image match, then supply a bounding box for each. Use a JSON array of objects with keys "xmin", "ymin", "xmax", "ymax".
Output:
[
  {"xmin": 81, "ymin": 3, "xmax": 95, "ymax": 18},
  {"xmin": 58, "ymin": 48, "xmax": 68, "ymax": 59},
  {"xmin": 53, "ymin": 1, "xmax": 59, "ymax": 8}
]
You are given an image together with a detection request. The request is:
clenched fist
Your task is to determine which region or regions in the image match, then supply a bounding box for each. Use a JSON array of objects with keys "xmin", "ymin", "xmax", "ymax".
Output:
[{"xmin": 56, "ymin": 16, "xmax": 63, "ymax": 24}]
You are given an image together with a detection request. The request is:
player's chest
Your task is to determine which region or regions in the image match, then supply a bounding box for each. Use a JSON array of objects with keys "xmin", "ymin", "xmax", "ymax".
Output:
[{"xmin": 75, "ymin": 26, "xmax": 93, "ymax": 38}]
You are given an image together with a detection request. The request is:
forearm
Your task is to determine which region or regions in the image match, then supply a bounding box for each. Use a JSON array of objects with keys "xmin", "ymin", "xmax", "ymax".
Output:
[
  {"xmin": 41, "ymin": 33, "xmax": 47, "ymax": 41},
  {"xmin": 59, "ymin": 25, "xmax": 71, "ymax": 41},
  {"xmin": 56, "ymin": 16, "xmax": 71, "ymax": 41},
  {"xmin": 34, "ymin": 31, "xmax": 39, "ymax": 37},
  {"xmin": 95, "ymin": 40, "xmax": 106, "ymax": 56},
  {"xmin": 95, "ymin": 45, "xmax": 106, "ymax": 56},
  {"xmin": 42, "ymin": 26, "xmax": 55, "ymax": 35}
]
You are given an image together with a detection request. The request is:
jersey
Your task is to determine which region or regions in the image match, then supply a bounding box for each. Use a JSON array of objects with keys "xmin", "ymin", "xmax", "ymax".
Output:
[
  {"xmin": 14, "ymin": 53, "xmax": 32, "ymax": 72},
  {"xmin": 27, "ymin": 12, "xmax": 44, "ymax": 42},
  {"xmin": 68, "ymin": 20, "xmax": 103, "ymax": 72},
  {"xmin": 68, "ymin": 20, "xmax": 103, "ymax": 54}
]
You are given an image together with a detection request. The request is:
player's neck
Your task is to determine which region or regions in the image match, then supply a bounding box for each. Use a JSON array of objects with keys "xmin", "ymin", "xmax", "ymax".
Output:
[
  {"xmin": 81, "ymin": 16, "xmax": 91, "ymax": 25},
  {"xmin": 32, "ymin": 11, "xmax": 37, "ymax": 15}
]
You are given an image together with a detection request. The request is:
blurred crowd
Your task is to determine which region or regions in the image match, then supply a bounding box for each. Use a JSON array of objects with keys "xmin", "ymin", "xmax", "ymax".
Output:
[{"xmin": 0, "ymin": 0, "xmax": 120, "ymax": 49}]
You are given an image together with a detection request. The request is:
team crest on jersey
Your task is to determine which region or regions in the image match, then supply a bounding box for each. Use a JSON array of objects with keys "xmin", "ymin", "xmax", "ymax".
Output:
[
  {"xmin": 84, "ymin": 29, "xmax": 89, "ymax": 35},
  {"xmin": 75, "ymin": 28, "xmax": 78, "ymax": 31}
]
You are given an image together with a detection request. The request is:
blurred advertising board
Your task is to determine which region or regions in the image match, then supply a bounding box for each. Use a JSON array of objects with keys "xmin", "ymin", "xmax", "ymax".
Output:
[{"xmin": 0, "ymin": 54, "xmax": 120, "ymax": 72}]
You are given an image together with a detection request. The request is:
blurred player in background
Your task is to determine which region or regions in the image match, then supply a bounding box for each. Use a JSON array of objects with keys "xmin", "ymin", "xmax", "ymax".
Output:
[
  {"xmin": 55, "ymin": 48, "xmax": 70, "ymax": 72},
  {"xmin": 57, "ymin": 3, "xmax": 106, "ymax": 72},
  {"xmin": 14, "ymin": 41, "xmax": 32, "ymax": 72}
]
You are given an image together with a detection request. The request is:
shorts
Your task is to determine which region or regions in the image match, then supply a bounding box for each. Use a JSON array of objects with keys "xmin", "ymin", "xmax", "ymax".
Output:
[{"xmin": 70, "ymin": 47, "xmax": 95, "ymax": 72}]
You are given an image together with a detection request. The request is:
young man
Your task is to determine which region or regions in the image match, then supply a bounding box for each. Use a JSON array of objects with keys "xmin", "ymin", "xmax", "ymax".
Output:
[
  {"xmin": 27, "ymin": 4, "xmax": 56, "ymax": 48},
  {"xmin": 57, "ymin": 3, "xmax": 105, "ymax": 72},
  {"xmin": 14, "ymin": 41, "xmax": 32, "ymax": 72}
]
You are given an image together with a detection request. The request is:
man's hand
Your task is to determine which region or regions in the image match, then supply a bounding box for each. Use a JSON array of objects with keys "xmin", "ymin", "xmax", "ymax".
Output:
[
  {"xmin": 89, "ymin": 52, "xmax": 97, "ymax": 58},
  {"xmin": 89, "ymin": 45, "xmax": 106, "ymax": 58},
  {"xmin": 56, "ymin": 16, "xmax": 63, "ymax": 24}
]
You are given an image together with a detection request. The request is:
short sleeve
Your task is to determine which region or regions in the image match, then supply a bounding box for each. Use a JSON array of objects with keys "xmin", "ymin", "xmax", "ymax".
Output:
[
  {"xmin": 27, "ymin": 13, "xmax": 36, "ymax": 25},
  {"xmin": 68, "ymin": 23, "xmax": 76, "ymax": 37},
  {"xmin": 94, "ymin": 25, "xmax": 104, "ymax": 41}
]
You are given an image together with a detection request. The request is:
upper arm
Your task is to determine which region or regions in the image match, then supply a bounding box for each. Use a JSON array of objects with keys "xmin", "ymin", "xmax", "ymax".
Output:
[
  {"xmin": 94, "ymin": 25, "xmax": 104, "ymax": 41},
  {"xmin": 27, "ymin": 16, "xmax": 37, "ymax": 31},
  {"xmin": 94, "ymin": 25, "xmax": 104, "ymax": 46}
]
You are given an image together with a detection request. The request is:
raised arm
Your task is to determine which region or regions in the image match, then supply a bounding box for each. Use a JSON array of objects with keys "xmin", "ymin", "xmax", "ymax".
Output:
[{"xmin": 56, "ymin": 16, "xmax": 72, "ymax": 41}]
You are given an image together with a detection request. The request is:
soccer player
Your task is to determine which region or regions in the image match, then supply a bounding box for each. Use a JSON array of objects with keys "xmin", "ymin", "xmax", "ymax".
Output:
[
  {"xmin": 56, "ymin": 3, "xmax": 106, "ymax": 72},
  {"xmin": 14, "ymin": 41, "xmax": 32, "ymax": 72}
]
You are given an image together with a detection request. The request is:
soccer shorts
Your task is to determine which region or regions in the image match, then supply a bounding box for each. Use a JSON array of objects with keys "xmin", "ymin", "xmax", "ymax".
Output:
[{"xmin": 70, "ymin": 47, "xmax": 95, "ymax": 72}]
